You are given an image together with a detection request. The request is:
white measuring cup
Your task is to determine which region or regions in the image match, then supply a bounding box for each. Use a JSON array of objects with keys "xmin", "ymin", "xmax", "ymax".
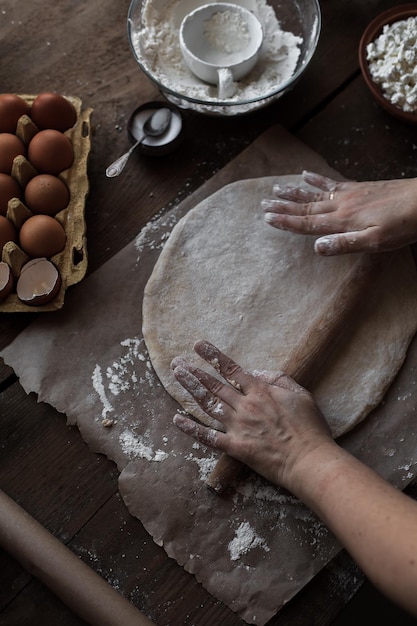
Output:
[{"xmin": 179, "ymin": 3, "xmax": 263, "ymax": 99}]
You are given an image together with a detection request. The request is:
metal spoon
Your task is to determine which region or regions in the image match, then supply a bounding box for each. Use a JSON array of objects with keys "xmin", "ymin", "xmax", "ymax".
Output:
[{"xmin": 105, "ymin": 107, "xmax": 172, "ymax": 177}]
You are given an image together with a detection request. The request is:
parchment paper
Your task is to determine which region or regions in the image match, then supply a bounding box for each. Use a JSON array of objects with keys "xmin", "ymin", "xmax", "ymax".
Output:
[{"xmin": 2, "ymin": 125, "xmax": 417, "ymax": 625}]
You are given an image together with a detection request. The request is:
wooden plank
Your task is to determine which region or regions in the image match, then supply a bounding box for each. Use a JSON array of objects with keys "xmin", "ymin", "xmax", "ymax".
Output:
[
  {"xmin": 1, "ymin": 0, "xmax": 415, "ymax": 623},
  {"xmin": 0, "ymin": 381, "xmax": 118, "ymax": 611},
  {"xmin": 297, "ymin": 76, "xmax": 417, "ymax": 181}
]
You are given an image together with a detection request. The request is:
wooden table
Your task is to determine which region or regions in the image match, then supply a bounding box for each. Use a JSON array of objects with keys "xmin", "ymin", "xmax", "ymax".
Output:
[{"xmin": 1, "ymin": 0, "xmax": 417, "ymax": 624}]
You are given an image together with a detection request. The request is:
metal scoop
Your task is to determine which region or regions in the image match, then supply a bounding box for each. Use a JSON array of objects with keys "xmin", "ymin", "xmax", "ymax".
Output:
[{"xmin": 106, "ymin": 107, "xmax": 172, "ymax": 177}]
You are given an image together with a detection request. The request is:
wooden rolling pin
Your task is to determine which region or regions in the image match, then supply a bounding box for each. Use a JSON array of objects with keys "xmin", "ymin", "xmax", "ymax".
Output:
[
  {"xmin": 0, "ymin": 489, "xmax": 154, "ymax": 625},
  {"xmin": 206, "ymin": 251, "xmax": 392, "ymax": 494}
]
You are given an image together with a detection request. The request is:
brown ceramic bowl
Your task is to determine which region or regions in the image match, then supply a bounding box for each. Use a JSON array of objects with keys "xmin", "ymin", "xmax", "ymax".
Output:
[{"xmin": 359, "ymin": 4, "xmax": 417, "ymax": 124}]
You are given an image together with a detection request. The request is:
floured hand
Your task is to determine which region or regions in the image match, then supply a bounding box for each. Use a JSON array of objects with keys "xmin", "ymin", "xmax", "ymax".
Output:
[
  {"xmin": 262, "ymin": 171, "xmax": 417, "ymax": 255},
  {"xmin": 171, "ymin": 339, "xmax": 332, "ymax": 492},
  {"xmin": 172, "ymin": 340, "xmax": 417, "ymax": 619}
]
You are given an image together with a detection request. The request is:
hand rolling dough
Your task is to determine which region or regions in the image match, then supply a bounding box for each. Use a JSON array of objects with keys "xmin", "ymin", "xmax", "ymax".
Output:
[{"xmin": 142, "ymin": 176, "xmax": 417, "ymax": 437}]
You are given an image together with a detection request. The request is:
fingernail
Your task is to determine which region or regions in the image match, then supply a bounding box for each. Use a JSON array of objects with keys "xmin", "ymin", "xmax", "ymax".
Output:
[
  {"xmin": 302, "ymin": 170, "xmax": 319, "ymax": 185},
  {"xmin": 173, "ymin": 413, "xmax": 186, "ymax": 426},
  {"xmin": 171, "ymin": 363, "xmax": 184, "ymax": 376},
  {"xmin": 314, "ymin": 236, "xmax": 339, "ymax": 255},
  {"xmin": 261, "ymin": 199, "xmax": 278, "ymax": 210},
  {"xmin": 264, "ymin": 212, "xmax": 277, "ymax": 224}
]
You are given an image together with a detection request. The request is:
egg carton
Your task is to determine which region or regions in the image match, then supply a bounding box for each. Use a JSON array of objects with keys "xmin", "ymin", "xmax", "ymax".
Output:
[{"xmin": 1, "ymin": 94, "xmax": 93, "ymax": 312}]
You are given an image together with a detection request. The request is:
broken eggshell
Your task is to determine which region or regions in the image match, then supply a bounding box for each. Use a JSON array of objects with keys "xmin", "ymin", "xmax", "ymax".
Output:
[
  {"xmin": 16, "ymin": 257, "xmax": 62, "ymax": 306},
  {"xmin": 0, "ymin": 261, "xmax": 13, "ymax": 300}
]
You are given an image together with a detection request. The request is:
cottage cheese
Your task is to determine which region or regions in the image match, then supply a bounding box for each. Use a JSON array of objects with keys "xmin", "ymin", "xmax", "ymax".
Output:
[{"xmin": 366, "ymin": 16, "xmax": 417, "ymax": 113}]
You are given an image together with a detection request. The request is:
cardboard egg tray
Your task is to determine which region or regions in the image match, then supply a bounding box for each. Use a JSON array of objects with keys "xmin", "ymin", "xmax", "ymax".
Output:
[{"xmin": 1, "ymin": 94, "xmax": 93, "ymax": 312}]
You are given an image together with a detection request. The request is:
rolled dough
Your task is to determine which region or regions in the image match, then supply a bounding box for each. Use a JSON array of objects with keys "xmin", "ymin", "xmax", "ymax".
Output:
[{"xmin": 143, "ymin": 176, "xmax": 417, "ymax": 438}]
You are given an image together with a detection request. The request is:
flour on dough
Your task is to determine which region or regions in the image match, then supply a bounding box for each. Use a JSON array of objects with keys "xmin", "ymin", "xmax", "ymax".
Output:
[{"xmin": 142, "ymin": 176, "xmax": 417, "ymax": 438}]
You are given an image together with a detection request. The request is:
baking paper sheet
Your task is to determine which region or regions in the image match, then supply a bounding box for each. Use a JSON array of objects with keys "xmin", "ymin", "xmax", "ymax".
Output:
[{"xmin": 2, "ymin": 126, "xmax": 417, "ymax": 625}]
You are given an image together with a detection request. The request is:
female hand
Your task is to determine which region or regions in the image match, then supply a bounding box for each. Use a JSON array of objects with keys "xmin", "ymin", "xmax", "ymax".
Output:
[
  {"xmin": 171, "ymin": 339, "xmax": 332, "ymax": 492},
  {"xmin": 174, "ymin": 342, "xmax": 417, "ymax": 618},
  {"xmin": 262, "ymin": 171, "xmax": 417, "ymax": 255}
]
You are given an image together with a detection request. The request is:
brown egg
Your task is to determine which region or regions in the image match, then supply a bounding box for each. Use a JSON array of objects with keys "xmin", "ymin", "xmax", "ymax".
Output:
[
  {"xmin": 30, "ymin": 92, "xmax": 77, "ymax": 132},
  {"xmin": 0, "ymin": 94, "xmax": 30, "ymax": 133},
  {"xmin": 0, "ymin": 260, "xmax": 13, "ymax": 301},
  {"xmin": 0, "ymin": 133, "xmax": 26, "ymax": 175},
  {"xmin": 0, "ymin": 173, "xmax": 21, "ymax": 216},
  {"xmin": 19, "ymin": 214, "xmax": 66, "ymax": 258},
  {"xmin": 24, "ymin": 174, "xmax": 69, "ymax": 216},
  {"xmin": 16, "ymin": 257, "xmax": 61, "ymax": 306},
  {"xmin": 0, "ymin": 214, "xmax": 17, "ymax": 252},
  {"xmin": 28, "ymin": 129, "xmax": 74, "ymax": 175}
]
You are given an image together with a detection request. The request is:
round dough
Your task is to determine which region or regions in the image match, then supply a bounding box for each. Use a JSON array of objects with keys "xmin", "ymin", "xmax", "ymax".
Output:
[{"xmin": 143, "ymin": 176, "xmax": 417, "ymax": 437}]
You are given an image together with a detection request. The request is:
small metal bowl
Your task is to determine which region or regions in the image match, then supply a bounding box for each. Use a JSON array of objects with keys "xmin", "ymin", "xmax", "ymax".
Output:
[
  {"xmin": 127, "ymin": 101, "xmax": 183, "ymax": 156},
  {"xmin": 359, "ymin": 4, "xmax": 417, "ymax": 124}
]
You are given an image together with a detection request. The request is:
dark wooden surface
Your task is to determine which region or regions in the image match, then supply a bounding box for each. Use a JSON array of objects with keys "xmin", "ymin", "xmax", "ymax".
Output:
[{"xmin": 1, "ymin": 0, "xmax": 417, "ymax": 624}]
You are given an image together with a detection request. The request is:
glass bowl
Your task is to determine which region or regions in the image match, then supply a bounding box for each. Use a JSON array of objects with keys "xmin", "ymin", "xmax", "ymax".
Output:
[
  {"xmin": 359, "ymin": 4, "xmax": 417, "ymax": 124},
  {"xmin": 127, "ymin": 0, "xmax": 321, "ymax": 116}
]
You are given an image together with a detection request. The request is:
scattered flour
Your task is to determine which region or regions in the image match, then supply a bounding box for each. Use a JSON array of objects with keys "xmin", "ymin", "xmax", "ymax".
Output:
[
  {"xmin": 91, "ymin": 337, "xmax": 159, "ymax": 422},
  {"xmin": 92, "ymin": 364, "xmax": 114, "ymax": 421},
  {"xmin": 130, "ymin": 0, "xmax": 303, "ymax": 105},
  {"xmin": 398, "ymin": 461, "xmax": 417, "ymax": 481},
  {"xmin": 120, "ymin": 428, "xmax": 169, "ymax": 461},
  {"xmin": 366, "ymin": 16, "xmax": 417, "ymax": 113},
  {"xmin": 135, "ymin": 211, "xmax": 179, "ymax": 255},
  {"xmin": 185, "ymin": 449, "xmax": 218, "ymax": 480},
  {"xmin": 228, "ymin": 521, "xmax": 270, "ymax": 561}
]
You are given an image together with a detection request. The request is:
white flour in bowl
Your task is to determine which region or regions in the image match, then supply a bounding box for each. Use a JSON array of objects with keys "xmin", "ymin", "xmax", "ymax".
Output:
[
  {"xmin": 130, "ymin": 0, "xmax": 303, "ymax": 103},
  {"xmin": 204, "ymin": 8, "xmax": 251, "ymax": 57}
]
